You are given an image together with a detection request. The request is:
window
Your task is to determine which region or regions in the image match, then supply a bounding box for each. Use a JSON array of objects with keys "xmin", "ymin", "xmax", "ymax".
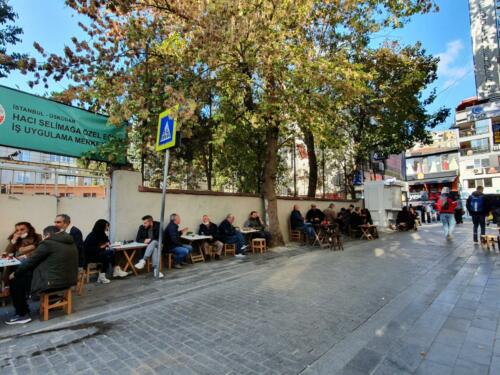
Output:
[
  {"xmin": 460, "ymin": 138, "xmax": 490, "ymax": 156},
  {"xmin": 468, "ymin": 179, "xmax": 476, "ymax": 189},
  {"xmin": 475, "ymin": 119, "xmax": 490, "ymax": 135},
  {"xmin": 485, "ymin": 178, "xmax": 493, "ymax": 187}
]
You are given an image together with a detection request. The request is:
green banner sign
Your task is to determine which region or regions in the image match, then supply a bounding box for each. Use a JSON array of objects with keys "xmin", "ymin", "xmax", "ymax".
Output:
[{"xmin": 0, "ymin": 85, "xmax": 125, "ymax": 159}]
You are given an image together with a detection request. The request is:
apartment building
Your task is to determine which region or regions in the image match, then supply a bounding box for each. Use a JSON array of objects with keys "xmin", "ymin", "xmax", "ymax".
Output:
[
  {"xmin": 453, "ymin": 98, "xmax": 500, "ymax": 196},
  {"xmin": 404, "ymin": 130, "xmax": 460, "ymax": 204}
]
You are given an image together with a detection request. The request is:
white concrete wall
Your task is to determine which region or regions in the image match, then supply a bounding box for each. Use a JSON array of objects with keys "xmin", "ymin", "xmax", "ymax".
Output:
[
  {"xmin": 0, "ymin": 195, "xmax": 56, "ymax": 250},
  {"xmin": 57, "ymin": 197, "xmax": 109, "ymax": 237},
  {"xmin": 0, "ymin": 195, "xmax": 110, "ymax": 251},
  {"xmin": 1, "ymin": 170, "xmax": 361, "ymax": 250},
  {"xmin": 110, "ymin": 171, "xmax": 361, "ymax": 243},
  {"xmin": 110, "ymin": 170, "xmax": 263, "ymax": 242}
]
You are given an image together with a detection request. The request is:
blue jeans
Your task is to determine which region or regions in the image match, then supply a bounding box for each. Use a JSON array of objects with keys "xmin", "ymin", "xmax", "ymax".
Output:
[
  {"xmin": 472, "ymin": 214, "xmax": 486, "ymax": 242},
  {"xmin": 440, "ymin": 213, "xmax": 455, "ymax": 238},
  {"xmin": 296, "ymin": 223, "xmax": 315, "ymax": 239},
  {"xmin": 224, "ymin": 233, "xmax": 247, "ymax": 254},
  {"xmin": 170, "ymin": 245, "xmax": 192, "ymax": 264},
  {"xmin": 142, "ymin": 240, "xmax": 160, "ymax": 268}
]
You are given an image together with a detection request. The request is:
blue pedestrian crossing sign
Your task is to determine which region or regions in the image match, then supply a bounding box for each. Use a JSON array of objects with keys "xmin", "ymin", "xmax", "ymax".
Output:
[{"xmin": 156, "ymin": 106, "xmax": 178, "ymax": 151}]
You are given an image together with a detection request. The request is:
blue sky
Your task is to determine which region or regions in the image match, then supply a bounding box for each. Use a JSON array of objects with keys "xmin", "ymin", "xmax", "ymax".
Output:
[{"xmin": 2, "ymin": 0, "xmax": 475, "ymax": 129}]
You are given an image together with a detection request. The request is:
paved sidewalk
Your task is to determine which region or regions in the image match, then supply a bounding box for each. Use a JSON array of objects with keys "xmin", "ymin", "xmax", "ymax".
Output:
[{"xmin": 1, "ymin": 222, "xmax": 499, "ymax": 374}]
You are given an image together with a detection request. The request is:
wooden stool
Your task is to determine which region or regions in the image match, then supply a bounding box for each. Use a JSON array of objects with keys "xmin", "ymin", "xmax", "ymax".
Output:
[
  {"xmin": 331, "ymin": 234, "xmax": 344, "ymax": 251},
  {"xmin": 146, "ymin": 253, "xmax": 173, "ymax": 272},
  {"xmin": 85, "ymin": 263, "xmax": 100, "ymax": 283},
  {"xmin": 481, "ymin": 235, "xmax": 497, "ymax": 251},
  {"xmin": 205, "ymin": 245, "xmax": 219, "ymax": 259},
  {"xmin": 290, "ymin": 230, "xmax": 302, "ymax": 242},
  {"xmin": 75, "ymin": 269, "xmax": 86, "ymax": 296},
  {"xmin": 252, "ymin": 238, "xmax": 266, "ymax": 254},
  {"xmin": 224, "ymin": 243, "xmax": 236, "ymax": 256},
  {"xmin": 39, "ymin": 288, "xmax": 72, "ymax": 321}
]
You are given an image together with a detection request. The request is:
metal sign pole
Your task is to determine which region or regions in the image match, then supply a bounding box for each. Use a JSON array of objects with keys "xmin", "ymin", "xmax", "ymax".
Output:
[{"xmin": 155, "ymin": 149, "xmax": 170, "ymax": 279}]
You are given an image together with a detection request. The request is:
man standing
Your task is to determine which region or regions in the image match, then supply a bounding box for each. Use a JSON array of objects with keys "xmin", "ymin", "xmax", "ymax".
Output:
[
  {"xmin": 164, "ymin": 214, "xmax": 192, "ymax": 269},
  {"xmin": 466, "ymin": 186, "xmax": 487, "ymax": 243},
  {"xmin": 54, "ymin": 214, "xmax": 84, "ymax": 267},
  {"xmin": 219, "ymin": 214, "xmax": 248, "ymax": 258},
  {"xmin": 6, "ymin": 226, "xmax": 78, "ymax": 324},
  {"xmin": 198, "ymin": 215, "xmax": 224, "ymax": 259},
  {"xmin": 243, "ymin": 211, "xmax": 272, "ymax": 246},
  {"xmin": 134, "ymin": 215, "xmax": 163, "ymax": 278}
]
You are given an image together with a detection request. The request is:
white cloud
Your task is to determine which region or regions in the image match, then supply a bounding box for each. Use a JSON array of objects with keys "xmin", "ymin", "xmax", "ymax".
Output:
[{"xmin": 436, "ymin": 40, "xmax": 472, "ymax": 89}]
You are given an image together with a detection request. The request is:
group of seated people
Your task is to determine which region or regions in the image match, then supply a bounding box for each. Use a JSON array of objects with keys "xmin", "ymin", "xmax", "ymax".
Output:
[
  {"xmin": 0, "ymin": 210, "xmax": 272, "ymax": 323},
  {"xmin": 395, "ymin": 206, "xmax": 418, "ymax": 231},
  {"xmin": 133, "ymin": 211, "xmax": 272, "ymax": 278},
  {"xmin": 290, "ymin": 203, "xmax": 373, "ymax": 241}
]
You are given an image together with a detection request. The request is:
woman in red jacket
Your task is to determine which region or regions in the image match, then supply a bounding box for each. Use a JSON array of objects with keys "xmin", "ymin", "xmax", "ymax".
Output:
[{"xmin": 437, "ymin": 187, "xmax": 457, "ymax": 240}]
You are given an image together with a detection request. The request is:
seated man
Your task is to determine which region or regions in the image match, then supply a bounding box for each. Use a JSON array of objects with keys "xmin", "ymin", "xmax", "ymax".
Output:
[
  {"xmin": 134, "ymin": 215, "xmax": 163, "ymax": 278},
  {"xmin": 306, "ymin": 204, "xmax": 325, "ymax": 224},
  {"xmin": 243, "ymin": 211, "xmax": 272, "ymax": 245},
  {"xmin": 361, "ymin": 208, "xmax": 373, "ymax": 225},
  {"xmin": 351, "ymin": 207, "xmax": 365, "ymax": 227},
  {"xmin": 164, "ymin": 214, "xmax": 192, "ymax": 269},
  {"xmin": 198, "ymin": 215, "xmax": 223, "ymax": 259},
  {"xmin": 323, "ymin": 204, "xmax": 337, "ymax": 224},
  {"xmin": 6, "ymin": 226, "xmax": 78, "ymax": 324},
  {"xmin": 290, "ymin": 205, "xmax": 315, "ymax": 240},
  {"xmin": 396, "ymin": 207, "xmax": 415, "ymax": 231},
  {"xmin": 219, "ymin": 214, "xmax": 248, "ymax": 258},
  {"xmin": 54, "ymin": 214, "xmax": 84, "ymax": 268}
]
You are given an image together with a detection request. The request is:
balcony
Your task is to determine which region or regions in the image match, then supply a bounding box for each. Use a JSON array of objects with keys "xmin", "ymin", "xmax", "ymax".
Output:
[
  {"xmin": 458, "ymin": 127, "xmax": 489, "ymax": 138},
  {"xmin": 460, "ymin": 147, "xmax": 490, "ymax": 156}
]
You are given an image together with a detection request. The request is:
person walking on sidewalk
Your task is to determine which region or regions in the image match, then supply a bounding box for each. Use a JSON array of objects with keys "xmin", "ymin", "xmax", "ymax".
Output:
[
  {"xmin": 437, "ymin": 187, "xmax": 457, "ymax": 240},
  {"xmin": 466, "ymin": 186, "xmax": 487, "ymax": 243}
]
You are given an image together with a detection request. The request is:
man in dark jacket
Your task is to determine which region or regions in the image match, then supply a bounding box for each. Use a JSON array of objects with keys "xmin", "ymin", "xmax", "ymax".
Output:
[
  {"xmin": 305, "ymin": 204, "xmax": 325, "ymax": 224},
  {"xmin": 54, "ymin": 214, "xmax": 84, "ymax": 267},
  {"xmin": 243, "ymin": 211, "xmax": 272, "ymax": 246},
  {"xmin": 6, "ymin": 226, "xmax": 78, "ymax": 324},
  {"xmin": 198, "ymin": 215, "xmax": 223, "ymax": 258},
  {"xmin": 164, "ymin": 213, "xmax": 192, "ymax": 268},
  {"xmin": 134, "ymin": 215, "xmax": 163, "ymax": 275},
  {"xmin": 290, "ymin": 205, "xmax": 315, "ymax": 239},
  {"xmin": 466, "ymin": 186, "xmax": 487, "ymax": 243},
  {"xmin": 219, "ymin": 214, "xmax": 248, "ymax": 257}
]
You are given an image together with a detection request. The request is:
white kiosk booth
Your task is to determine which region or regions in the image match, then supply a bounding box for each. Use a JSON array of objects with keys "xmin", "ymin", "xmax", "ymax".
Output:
[{"xmin": 364, "ymin": 180, "xmax": 406, "ymax": 230}]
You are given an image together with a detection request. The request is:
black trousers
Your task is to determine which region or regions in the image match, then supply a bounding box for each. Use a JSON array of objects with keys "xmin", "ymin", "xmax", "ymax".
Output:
[
  {"xmin": 472, "ymin": 214, "xmax": 486, "ymax": 242},
  {"xmin": 10, "ymin": 273, "xmax": 31, "ymax": 316}
]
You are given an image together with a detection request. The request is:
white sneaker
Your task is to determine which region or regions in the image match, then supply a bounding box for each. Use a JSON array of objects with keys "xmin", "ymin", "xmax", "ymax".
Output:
[
  {"xmin": 158, "ymin": 272, "xmax": 164, "ymax": 279},
  {"xmin": 241, "ymin": 245, "xmax": 248, "ymax": 251},
  {"xmin": 97, "ymin": 273, "xmax": 110, "ymax": 284},
  {"xmin": 235, "ymin": 253, "xmax": 246, "ymax": 259},
  {"xmin": 113, "ymin": 266, "xmax": 128, "ymax": 278},
  {"xmin": 134, "ymin": 259, "xmax": 146, "ymax": 270}
]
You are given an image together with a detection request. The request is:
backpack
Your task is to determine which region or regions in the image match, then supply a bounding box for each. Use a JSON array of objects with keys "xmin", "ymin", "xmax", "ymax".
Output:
[{"xmin": 470, "ymin": 194, "xmax": 484, "ymax": 213}]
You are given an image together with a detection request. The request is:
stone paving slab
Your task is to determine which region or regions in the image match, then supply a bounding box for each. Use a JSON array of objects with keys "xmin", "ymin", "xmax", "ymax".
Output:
[{"xmin": 1, "ymin": 222, "xmax": 500, "ymax": 374}]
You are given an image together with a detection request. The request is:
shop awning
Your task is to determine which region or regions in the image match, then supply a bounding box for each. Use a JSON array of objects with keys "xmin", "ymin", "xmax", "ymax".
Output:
[{"xmin": 407, "ymin": 176, "xmax": 458, "ymax": 186}]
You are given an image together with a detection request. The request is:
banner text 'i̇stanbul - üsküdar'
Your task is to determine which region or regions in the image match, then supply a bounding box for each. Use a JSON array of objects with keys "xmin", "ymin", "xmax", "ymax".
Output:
[{"xmin": 0, "ymin": 85, "xmax": 126, "ymax": 161}]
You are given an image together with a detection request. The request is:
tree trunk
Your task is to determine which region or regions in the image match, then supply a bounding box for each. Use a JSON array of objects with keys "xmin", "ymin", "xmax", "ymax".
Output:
[
  {"xmin": 302, "ymin": 128, "xmax": 317, "ymax": 197},
  {"xmin": 207, "ymin": 142, "xmax": 213, "ymax": 190},
  {"xmin": 262, "ymin": 124, "xmax": 285, "ymax": 247}
]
